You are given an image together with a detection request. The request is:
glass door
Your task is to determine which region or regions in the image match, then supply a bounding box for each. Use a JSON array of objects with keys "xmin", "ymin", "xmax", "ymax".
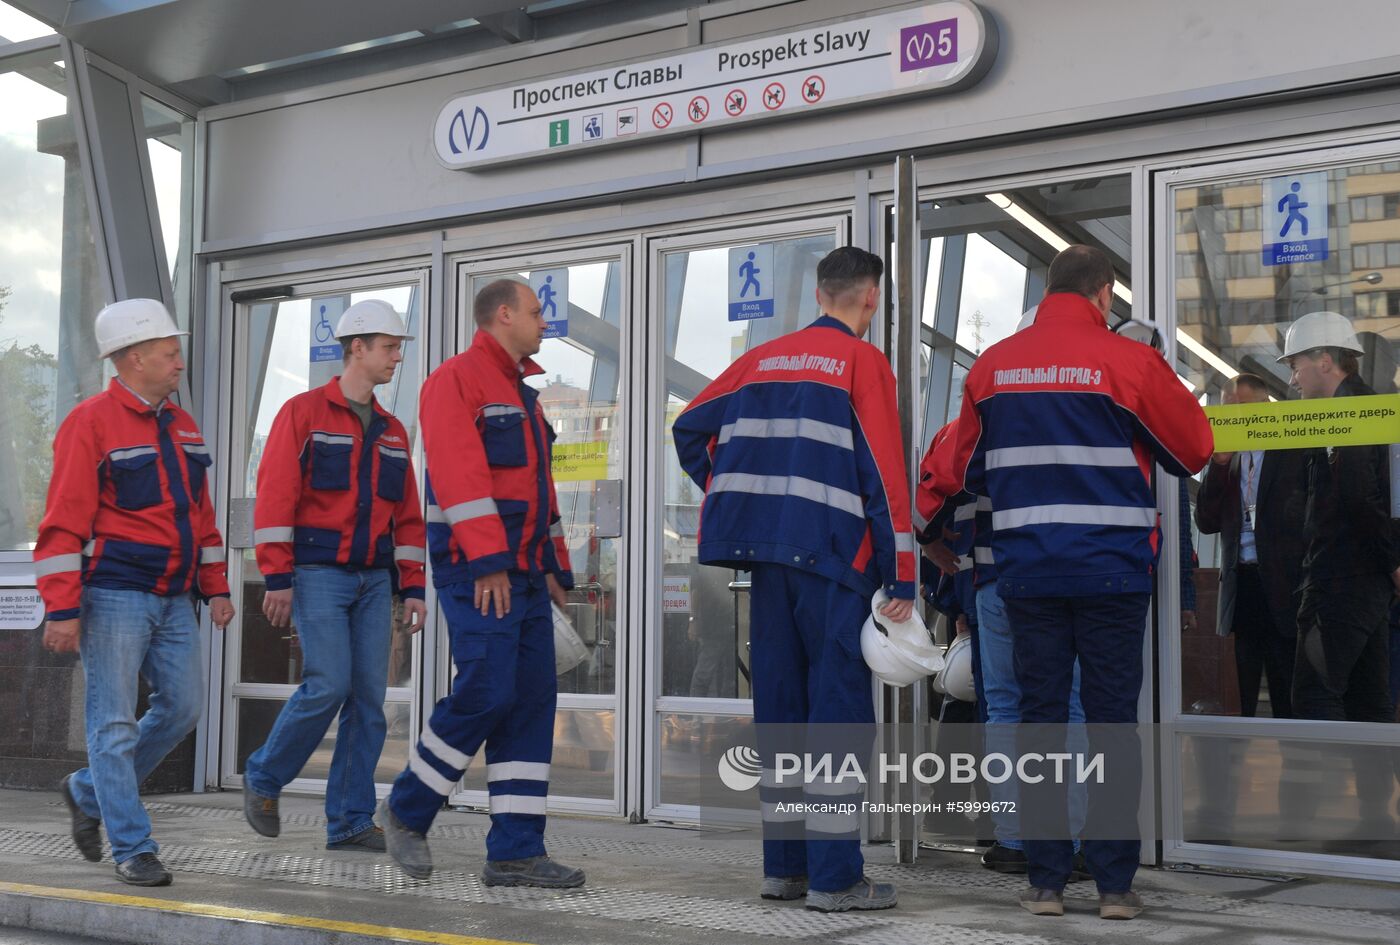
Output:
[
  {"xmin": 646, "ymin": 219, "xmax": 844, "ymax": 819},
  {"xmin": 221, "ymin": 269, "xmax": 429, "ymax": 793},
  {"xmin": 449, "ymin": 247, "xmax": 629, "ymax": 814},
  {"xmin": 891, "ymin": 173, "xmax": 1140, "ymax": 853},
  {"xmin": 1159, "ymin": 143, "xmax": 1400, "ymax": 881}
]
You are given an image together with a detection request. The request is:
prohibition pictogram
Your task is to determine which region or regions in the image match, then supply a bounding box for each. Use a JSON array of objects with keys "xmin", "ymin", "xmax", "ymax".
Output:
[
  {"xmin": 724, "ymin": 89, "xmax": 747, "ymax": 117},
  {"xmin": 652, "ymin": 102, "xmax": 674, "ymax": 129},
  {"xmin": 801, "ymin": 74, "xmax": 826, "ymax": 104},
  {"xmin": 688, "ymin": 95, "xmax": 710, "ymax": 122},
  {"xmin": 762, "ymin": 82, "xmax": 786, "ymax": 110}
]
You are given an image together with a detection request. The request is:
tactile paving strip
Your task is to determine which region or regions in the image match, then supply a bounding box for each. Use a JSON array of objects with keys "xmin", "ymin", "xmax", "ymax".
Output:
[{"xmin": 10, "ymin": 819, "xmax": 1398, "ymax": 942}]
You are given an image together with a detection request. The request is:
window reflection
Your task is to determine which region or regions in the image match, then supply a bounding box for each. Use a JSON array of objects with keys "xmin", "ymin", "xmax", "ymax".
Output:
[{"xmin": 1175, "ymin": 160, "xmax": 1400, "ymax": 727}]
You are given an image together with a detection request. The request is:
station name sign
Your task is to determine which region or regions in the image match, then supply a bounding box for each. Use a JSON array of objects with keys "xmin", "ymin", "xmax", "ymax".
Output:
[{"xmin": 433, "ymin": 1, "xmax": 997, "ymax": 170}]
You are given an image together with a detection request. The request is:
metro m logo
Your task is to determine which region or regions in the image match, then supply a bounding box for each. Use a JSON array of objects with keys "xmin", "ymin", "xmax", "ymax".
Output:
[
  {"xmin": 448, "ymin": 105, "xmax": 491, "ymax": 154},
  {"xmin": 899, "ymin": 18, "xmax": 958, "ymax": 72}
]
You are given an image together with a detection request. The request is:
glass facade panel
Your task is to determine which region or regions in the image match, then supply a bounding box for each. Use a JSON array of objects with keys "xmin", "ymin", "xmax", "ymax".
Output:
[
  {"xmin": 1173, "ymin": 161, "xmax": 1400, "ymax": 727},
  {"xmin": 236, "ymin": 698, "xmax": 410, "ymax": 786},
  {"xmin": 657, "ymin": 712, "xmax": 757, "ymax": 809},
  {"xmin": 466, "ymin": 260, "xmax": 624, "ymax": 698},
  {"xmin": 1182, "ymin": 733, "xmax": 1399, "ymax": 859},
  {"xmin": 231, "ymin": 280, "xmax": 425, "ymax": 779},
  {"xmin": 0, "ymin": 62, "xmax": 102, "ymax": 550},
  {"xmin": 140, "ymin": 97, "xmax": 193, "ymax": 297},
  {"xmin": 458, "ymin": 707, "xmax": 615, "ymax": 801},
  {"xmin": 659, "ymin": 233, "xmax": 835, "ymax": 701}
]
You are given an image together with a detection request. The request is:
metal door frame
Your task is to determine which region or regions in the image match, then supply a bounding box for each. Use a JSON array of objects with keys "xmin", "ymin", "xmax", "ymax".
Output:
[
  {"xmin": 1151, "ymin": 133, "xmax": 1400, "ymax": 883},
  {"xmin": 871, "ymin": 157, "xmax": 1158, "ymax": 864},
  {"xmin": 212, "ymin": 262, "xmax": 433, "ymax": 795},
  {"xmin": 446, "ymin": 241, "xmax": 635, "ymax": 818},
  {"xmin": 642, "ymin": 212, "xmax": 850, "ymax": 824}
]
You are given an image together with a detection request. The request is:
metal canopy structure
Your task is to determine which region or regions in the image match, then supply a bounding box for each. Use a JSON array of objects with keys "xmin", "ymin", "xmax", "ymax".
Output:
[{"xmin": 7, "ymin": 0, "xmax": 683, "ymax": 102}]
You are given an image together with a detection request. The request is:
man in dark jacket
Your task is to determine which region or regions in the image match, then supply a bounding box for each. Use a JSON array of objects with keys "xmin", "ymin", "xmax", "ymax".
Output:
[
  {"xmin": 1195, "ymin": 373, "xmax": 1309, "ymax": 718},
  {"xmin": 1281, "ymin": 312, "xmax": 1399, "ymax": 723}
]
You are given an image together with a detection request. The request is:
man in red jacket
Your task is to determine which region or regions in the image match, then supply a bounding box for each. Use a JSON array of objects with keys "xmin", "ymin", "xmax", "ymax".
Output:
[
  {"xmin": 242, "ymin": 299, "xmax": 426, "ymax": 851},
  {"xmin": 378, "ymin": 279, "xmax": 581, "ymax": 889},
  {"xmin": 36, "ymin": 298, "xmax": 234, "ymax": 887},
  {"xmin": 920, "ymin": 246, "xmax": 1212, "ymax": 920}
]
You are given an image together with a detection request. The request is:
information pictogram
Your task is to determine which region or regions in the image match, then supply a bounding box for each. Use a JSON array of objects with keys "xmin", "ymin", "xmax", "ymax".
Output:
[
  {"xmin": 762, "ymin": 82, "xmax": 786, "ymax": 110},
  {"xmin": 724, "ymin": 89, "xmax": 747, "ymax": 117},
  {"xmin": 801, "ymin": 74, "xmax": 826, "ymax": 104},
  {"xmin": 688, "ymin": 95, "xmax": 710, "ymax": 123},
  {"xmin": 652, "ymin": 102, "xmax": 674, "ymax": 129}
]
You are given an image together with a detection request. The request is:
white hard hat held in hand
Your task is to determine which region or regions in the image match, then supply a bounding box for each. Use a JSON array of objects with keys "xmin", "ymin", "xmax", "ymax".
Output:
[
  {"xmin": 1277, "ymin": 310, "xmax": 1363, "ymax": 361},
  {"xmin": 931, "ymin": 633, "xmax": 976, "ymax": 703},
  {"xmin": 860, "ymin": 589, "xmax": 945, "ymax": 688},
  {"xmin": 95, "ymin": 298, "xmax": 188, "ymax": 358},
  {"xmin": 335, "ymin": 299, "xmax": 416, "ymax": 340}
]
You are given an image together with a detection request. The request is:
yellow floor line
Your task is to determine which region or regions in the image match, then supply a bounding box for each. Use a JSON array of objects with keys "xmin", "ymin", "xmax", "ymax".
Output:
[{"xmin": 0, "ymin": 881, "xmax": 534, "ymax": 945}]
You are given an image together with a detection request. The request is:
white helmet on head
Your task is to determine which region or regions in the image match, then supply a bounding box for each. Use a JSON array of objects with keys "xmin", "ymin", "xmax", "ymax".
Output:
[
  {"xmin": 931, "ymin": 633, "xmax": 976, "ymax": 703},
  {"xmin": 552, "ymin": 603, "xmax": 588, "ymax": 675},
  {"xmin": 1277, "ymin": 310, "xmax": 1363, "ymax": 361},
  {"xmin": 860, "ymin": 590, "xmax": 945, "ymax": 688},
  {"xmin": 335, "ymin": 299, "xmax": 415, "ymax": 340},
  {"xmin": 95, "ymin": 298, "xmax": 187, "ymax": 359}
]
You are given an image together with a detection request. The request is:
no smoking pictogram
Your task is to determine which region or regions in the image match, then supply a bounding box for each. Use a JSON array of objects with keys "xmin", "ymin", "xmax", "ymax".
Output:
[
  {"xmin": 688, "ymin": 95, "xmax": 710, "ymax": 123},
  {"xmin": 724, "ymin": 89, "xmax": 747, "ymax": 117},
  {"xmin": 652, "ymin": 102, "xmax": 674, "ymax": 129},
  {"xmin": 762, "ymin": 82, "xmax": 785, "ymax": 110},
  {"xmin": 801, "ymin": 74, "xmax": 825, "ymax": 104}
]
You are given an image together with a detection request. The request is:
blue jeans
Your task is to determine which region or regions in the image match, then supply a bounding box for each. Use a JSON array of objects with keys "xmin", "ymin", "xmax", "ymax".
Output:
[
  {"xmin": 1005, "ymin": 593, "xmax": 1150, "ymax": 895},
  {"xmin": 69, "ymin": 586, "xmax": 204, "ymax": 864},
  {"xmin": 244, "ymin": 566, "xmax": 392, "ymax": 843},
  {"xmin": 976, "ymin": 584, "xmax": 1086, "ymax": 852}
]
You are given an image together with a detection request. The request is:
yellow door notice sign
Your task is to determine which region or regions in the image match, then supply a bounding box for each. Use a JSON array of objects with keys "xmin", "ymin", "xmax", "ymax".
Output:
[
  {"xmin": 552, "ymin": 441, "xmax": 609, "ymax": 481},
  {"xmin": 1204, "ymin": 394, "xmax": 1400, "ymax": 452}
]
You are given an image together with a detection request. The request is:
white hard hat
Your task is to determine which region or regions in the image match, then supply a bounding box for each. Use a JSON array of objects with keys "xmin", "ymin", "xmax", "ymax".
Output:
[
  {"xmin": 552, "ymin": 603, "xmax": 588, "ymax": 675},
  {"xmin": 931, "ymin": 633, "xmax": 976, "ymax": 703},
  {"xmin": 1278, "ymin": 311, "xmax": 1362, "ymax": 362},
  {"xmin": 335, "ymin": 299, "xmax": 415, "ymax": 340},
  {"xmin": 1113, "ymin": 318, "xmax": 1164, "ymax": 353},
  {"xmin": 860, "ymin": 590, "xmax": 945, "ymax": 687},
  {"xmin": 95, "ymin": 298, "xmax": 187, "ymax": 358}
]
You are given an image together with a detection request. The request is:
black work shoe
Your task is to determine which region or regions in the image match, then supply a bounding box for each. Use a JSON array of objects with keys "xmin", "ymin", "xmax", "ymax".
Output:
[
  {"xmin": 980, "ymin": 842, "xmax": 1028, "ymax": 874},
  {"xmin": 59, "ymin": 775, "xmax": 102, "ymax": 862},
  {"xmin": 243, "ymin": 787, "xmax": 280, "ymax": 838},
  {"xmin": 326, "ymin": 826, "xmax": 386, "ymax": 852},
  {"xmin": 377, "ymin": 799, "xmax": 432, "ymax": 880},
  {"xmin": 1068, "ymin": 849, "xmax": 1092, "ymax": 882},
  {"xmin": 482, "ymin": 855, "xmax": 585, "ymax": 888},
  {"xmin": 115, "ymin": 852, "xmax": 172, "ymax": 887}
]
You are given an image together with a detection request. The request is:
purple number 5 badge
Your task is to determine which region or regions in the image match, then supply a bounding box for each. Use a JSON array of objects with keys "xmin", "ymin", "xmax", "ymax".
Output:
[{"xmin": 900, "ymin": 18, "xmax": 958, "ymax": 71}]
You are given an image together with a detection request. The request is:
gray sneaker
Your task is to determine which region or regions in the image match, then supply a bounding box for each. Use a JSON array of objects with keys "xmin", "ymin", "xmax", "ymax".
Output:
[
  {"xmin": 760, "ymin": 875, "xmax": 808, "ymax": 900},
  {"xmin": 376, "ymin": 799, "xmax": 432, "ymax": 880},
  {"xmin": 243, "ymin": 787, "xmax": 279, "ymax": 838},
  {"xmin": 1019, "ymin": 885, "xmax": 1065, "ymax": 917},
  {"xmin": 805, "ymin": 876, "xmax": 897, "ymax": 913},
  {"xmin": 1099, "ymin": 890, "xmax": 1144, "ymax": 920},
  {"xmin": 482, "ymin": 855, "xmax": 585, "ymax": 888},
  {"xmin": 59, "ymin": 775, "xmax": 102, "ymax": 862}
]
